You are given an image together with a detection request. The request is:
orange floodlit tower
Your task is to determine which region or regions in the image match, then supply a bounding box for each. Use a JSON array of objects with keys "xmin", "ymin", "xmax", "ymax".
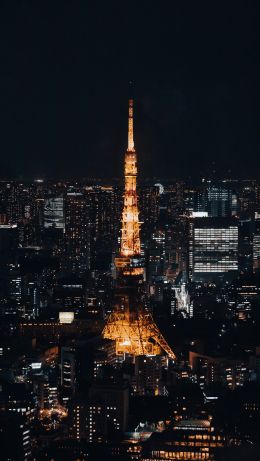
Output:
[
  {"xmin": 114, "ymin": 96, "xmax": 143, "ymax": 275},
  {"xmin": 102, "ymin": 93, "xmax": 176, "ymax": 361}
]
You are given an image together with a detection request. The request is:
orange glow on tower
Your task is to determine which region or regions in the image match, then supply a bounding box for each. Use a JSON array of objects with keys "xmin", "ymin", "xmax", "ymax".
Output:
[
  {"xmin": 102, "ymin": 93, "xmax": 176, "ymax": 361},
  {"xmin": 120, "ymin": 98, "xmax": 141, "ymax": 259}
]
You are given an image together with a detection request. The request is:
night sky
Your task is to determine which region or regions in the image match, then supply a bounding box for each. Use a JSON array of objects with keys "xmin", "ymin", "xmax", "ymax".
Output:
[{"xmin": 0, "ymin": 1, "xmax": 259, "ymax": 180}]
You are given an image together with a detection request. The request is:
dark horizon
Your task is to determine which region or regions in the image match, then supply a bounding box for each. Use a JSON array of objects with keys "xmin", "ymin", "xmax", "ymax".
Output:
[{"xmin": 0, "ymin": 2, "xmax": 259, "ymax": 180}]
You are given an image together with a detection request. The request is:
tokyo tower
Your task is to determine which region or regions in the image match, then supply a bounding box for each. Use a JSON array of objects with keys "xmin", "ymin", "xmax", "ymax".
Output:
[{"xmin": 102, "ymin": 92, "xmax": 176, "ymax": 360}]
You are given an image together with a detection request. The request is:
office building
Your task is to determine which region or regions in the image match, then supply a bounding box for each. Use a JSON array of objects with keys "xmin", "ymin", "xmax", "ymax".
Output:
[
  {"xmin": 64, "ymin": 192, "xmax": 91, "ymax": 273},
  {"xmin": 206, "ymin": 184, "xmax": 236, "ymax": 217},
  {"xmin": 0, "ymin": 224, "xmax": 18, "ymax": 266},
  {"xmin": 133, "ymin": 355, "xmax": 168, "ymax": 396},
  {"xmin": 44, "ymin": 196, "xmax": 65, "ymax": 229},
  {"xmin": 189, "ymin": 218, "xmax": 238, "ymax": 282},
  {"xmin": 68, "ymin": 399, "xmax": 88, "ymax": 440},
  {"xmin": 87, "ymin": 378, "xmax": 129, "ymax": 443},
  {"xmin": 142, "ymin": 419, "xmax": 226, "ymax": 460},
  {"xmin": 0, "ymin": 412, "xmax": 32, "ymax": 461}
]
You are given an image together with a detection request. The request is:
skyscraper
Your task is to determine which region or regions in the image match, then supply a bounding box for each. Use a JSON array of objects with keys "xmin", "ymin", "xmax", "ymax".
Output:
[
  {"xmin": 86, "ymin": 377, "xmax": 129, "ymax": 443},
  {"xmin": 44, "ymin": 196, "xmax": 64, "ymax": 229},
  {"xmin": 63, "ymin": 192, "xmax": 90, "ymax": 273},
  {"xmin": 189, "ymin": 217, "xmax": 239, "ymax": 281},
  {"xmin": 207, "ymin": 184, "xmax": 236, "ymax": 217},
  {"xmin": 0, "ymin": 223, "xmax": 18, "ymax": 267},
  {"xmin": 253, "ymin": 216, "xmax": 260, "ymax": 271},
  {"xmin": 0, "ymin": 412, "xmax": 32, "ymax": 461}
]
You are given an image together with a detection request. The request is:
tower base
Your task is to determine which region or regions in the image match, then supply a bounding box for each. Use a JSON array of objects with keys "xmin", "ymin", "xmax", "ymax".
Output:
[{"xmin": 102, "ymin": 310, "xmax": 176, "ymax": 360}]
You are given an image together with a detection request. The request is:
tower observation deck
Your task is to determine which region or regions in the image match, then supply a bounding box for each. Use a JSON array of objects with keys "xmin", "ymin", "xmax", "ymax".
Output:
[{"xmin": 102, "ymin": 94, "xmax": 176, "ymax": 360}]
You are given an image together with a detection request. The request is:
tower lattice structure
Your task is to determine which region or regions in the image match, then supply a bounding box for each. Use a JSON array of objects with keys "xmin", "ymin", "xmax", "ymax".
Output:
[
  {"xmin": 121, "ymin": 98, "xmax": 141, "ymax": 257},
  {"xmin": 102, "ymin": 95, "xmax": 176, "ymax": 361},
  {"xmin": 114, "ymin": 97, "xmax": 143, "ymax": 275}
]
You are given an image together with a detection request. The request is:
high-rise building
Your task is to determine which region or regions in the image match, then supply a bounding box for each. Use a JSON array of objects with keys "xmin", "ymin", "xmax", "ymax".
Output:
[
  {"xmin": 86, "ymin": 185, "xmax": 121, "ymax": 269},
  {"xmin": 239, "ymin": 184, "xmax": 257, "ymax": 217},
  {"xmin": 64, "ymin": 192, "xmax": 90, "ymax": 273},
  {"xmin": 139, "ymin": 185, "xmax": 160, "ymax": 230},
  {"xmin": 147, "ymin": 228, "xmax": 166, "ymax": 281},
  {"xmin": 206, "ymin": 184, "xmax": 236, "ymax": 217},
  {"xmin": 53, "ymin": 275, "xmax": 86, "ymax": 317},
  {"xmin": 253, "ymin": 216, "xmax": 260, "ymax": 271},
  {"xmin": 61, "ymin": 346, "xmax": 76, "ymax": 397},
  {"xmin": 0, "ymin": 224, "xmax": 18, "ymax": 266},
  {"xmin": 68, "ymin": 398, "xmax": 88, "ymax": 440},
  {"xmin": 0, "ymin": 412, "xmax": 32, "ymax": 461},
  {"xmin": 0, "ymin": 382, "xmax": 36, "ymax": 422},
  {"xmin": 133, "ymin": 355, "xmax": 168, "ymax": 396},
  {"xmin": 61, "ymin": 342, "xmax": 95, "ymax": 400},
  {"xmin": 86, "ymin": 378, "xmax": 129, "ymax": 443},
  {"xmin": 5, "ymin": 181, "xmax": 44, "ymax": 248},
  {"xmin": 21, "ymin": 275, "xmax": 41, "ymax": 319},
  {"xmin": 189, "ymin": 218, "xmax": 238, "ymax": 281},
  {"xmin": 44, "ymin": 196, "xmax": 65, "ymax": 229},
  {"xmin": 187, "ymin": 182, "xmax": 238, "ymax": 218},
  {"xmin": 7, "ymin": 182, "xmax": 31, "ymax": 224},
  {"xmin": 238, "ymin": 218, "xmax": 254, "ymax": 273}
]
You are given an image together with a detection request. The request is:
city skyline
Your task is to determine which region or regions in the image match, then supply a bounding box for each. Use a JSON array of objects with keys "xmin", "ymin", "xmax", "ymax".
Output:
[{"xmin": 0, "ymin": 3, "xmax": 260, "ymax": 460}]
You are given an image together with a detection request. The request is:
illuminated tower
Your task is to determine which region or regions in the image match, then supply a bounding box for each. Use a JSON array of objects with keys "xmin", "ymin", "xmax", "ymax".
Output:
[
  {"xmin": 103, "ymin": 94, "xmax": 176, "ymax": 361},
  {"xmin": 121, "ymin": 97, "xmax": 140, "ymax": 254},
  {"xmin": 114, "ymin": 96, "xmax": 142, "ymax": 275}
]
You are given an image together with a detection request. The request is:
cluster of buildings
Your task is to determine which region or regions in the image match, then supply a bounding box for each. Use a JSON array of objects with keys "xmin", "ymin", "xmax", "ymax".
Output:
[{"xmin": 0, "ymin": 100, "xmax": 260, "ymax": 460}]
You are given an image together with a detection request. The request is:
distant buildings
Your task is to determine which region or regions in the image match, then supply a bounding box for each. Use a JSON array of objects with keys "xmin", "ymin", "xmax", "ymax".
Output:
[
  {"xmin": 142, "ymin": 418, "xmax": 227, "ymax": 460},
  {"xmin": 86, "ymin": 377, "xmax": 129, "ymax": 443},
  {"xmin": 189, "ymin": 218, "xmax": 239, "ymax": 282},
  {"xmin": 64, "ymin": 192, "xmax": 91, "ymax": 273},
  {"xmin": 206, "ymin": 184, "xmax": 237, "ymax": 217},
  {"xmin": 0, "ymin": 412, "xmax": 32, "ymax": 461},
  {"xmin": 1, "ymin": 176, "xmax": 260, "ymax": 458},
  {"xmin": 44, "ymin": 196, "xmax": 65, "ymax": 229},
  {"xmin": 133, "ymin": 355, "xmax": 168, "ymax": 396},
  {"xmin": 0, "ymin": 223, "xmax": 18, "ymax": 266}
]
